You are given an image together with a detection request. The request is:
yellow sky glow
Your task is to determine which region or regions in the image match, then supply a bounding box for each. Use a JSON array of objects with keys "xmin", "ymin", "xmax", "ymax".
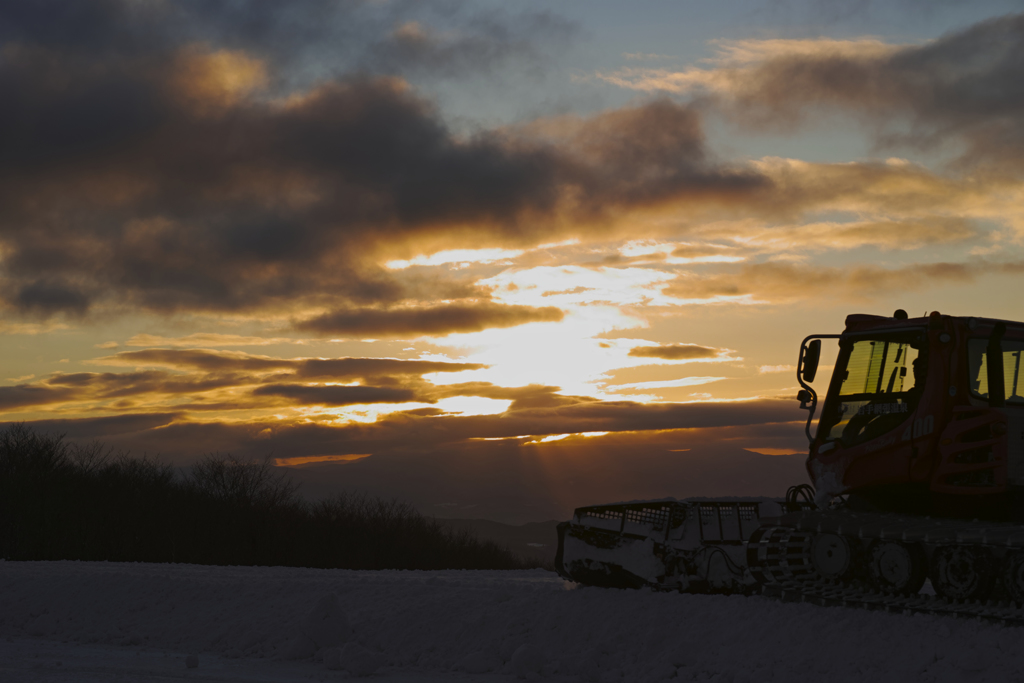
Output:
[
  {"xmin": 385, "ymin": 248, "xmax": 526, "ymax": 270},
  {"xmin": 4, "ymin": 7, "xmax": 1024, "ymax": 474}
]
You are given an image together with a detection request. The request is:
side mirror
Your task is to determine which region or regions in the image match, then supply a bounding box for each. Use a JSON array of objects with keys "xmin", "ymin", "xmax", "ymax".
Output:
[
  {"xmin": 801, "ymin": 339, "xmax": 821, "ymax": 383},
  {"xmin": 797, "ymin": 389, "xmax": 812, "ymax": 409}
]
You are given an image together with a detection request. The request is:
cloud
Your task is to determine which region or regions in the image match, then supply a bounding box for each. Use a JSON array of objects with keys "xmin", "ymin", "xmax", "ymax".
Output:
[
  {"xmin": 125, "ymin": 333, "xmax": 303, "ymax": 347},
  {"xmin": 0, "ymin": 384, "xmax": 78, "ymax": 411},
  {"xmin": 607, "ymin": 377, "xmax": 728, "ymax": 391},
  {"xmin": 93, "ymin": 349, "xmax": 484, "ymax": 378},
  {"xmin": 93, "ymin": 350, "xmax": 294, "ymax": 373},
  {"xmin": 365, "ymin": 12, "xmax": 577, "ymax": 79},
  {"xmin": 252, "ymin": 383, "xmax": 417, "ymax": 406},
  {"xmin": 297, "ymin": 357, "xmax": 485, "ymax": 380},
  {"xmin": 737, "ymin": 157, "xmax": 1020, "ymax": 232},
  {"xmin": 663, "ymin": 259, "xmax": 1018, "ymax": 303},
  {"xmin": 4, "ymin": 397, "xmax": 800, "ymax": 461},
  {"xmin": 599, "ymin": 14, "xmax": 1024, "ymax": 171},
  {"xmin": 0, "ymin": 412, "xmax": 182, "ymax": 440},
  {"xmin": 0, "ymin": 1, "xmax": 572, "ymax": 83},
  {"xmin": 0, "ymin": 6, "xmax": 763, "ymax": 327},
  {"xmin": 0, "ymin": 348, "xmax": 497, "ymax": 417},
  {"xmin": 0, "ymin": 369, "xmax": 249, "ymax": 411},
  {"xmin": 670, "ymin": 243, "xmax": 741, "ymax": 259},
  {"xmin": 628, "ymin": 343, "xmax": 723, "ymax": 360},
  {"xmin": 295, "ymin": 303, "xmax": 565, "ymax": 337},
  {"xmin": 737, "ymin": 216, "xmax": 985, "ymax": 252},
  {"xmin": 760, "ymin": 364, "xmax": 795, "ymax": 374},
  {"xmin": 13, "ymin": 1, "xmax": 1008, "ymax": 330},
  {"xmin": 598, "ymin": 38, "xmax": 898, "ymax": 94},
  {"xmin": 513, "ymin": 100, "xmax": 764, "ymax": 209}
]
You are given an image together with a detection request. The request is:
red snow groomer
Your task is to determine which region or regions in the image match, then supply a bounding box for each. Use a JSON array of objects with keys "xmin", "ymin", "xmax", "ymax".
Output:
[{"xmin": 556, "ymin": 311, "xmax": 1024, "ymax": 622}]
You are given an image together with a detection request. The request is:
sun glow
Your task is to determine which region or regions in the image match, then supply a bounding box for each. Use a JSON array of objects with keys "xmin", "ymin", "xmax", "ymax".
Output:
[
  {"xmin": 483, "ymin": 265, "xmax": 678, "ymax": 307},
  {"xmin": 424, "ymin": 314, "xmax": 640, "ymax": 396},
  {"xmin": 432, "ymin": 396, "xmax": 512, "ymax": 416},
  {"xmin": 524, "ymin": 431, "xmax": 611, "ymax": 445},
  {"xmin": 318, "ymin": 395, "xmax": 513, "ymax": 422},
  {"xmin": 745, "ymin": 448, "xmax": 805, "ymax": 456},
  {"xmin": 420, "ymin": 265, "xmax": 745, "ymax": 400},
  {"xmin": 275, "ymin": 454, "xmax": 371, "ymax": 466}
]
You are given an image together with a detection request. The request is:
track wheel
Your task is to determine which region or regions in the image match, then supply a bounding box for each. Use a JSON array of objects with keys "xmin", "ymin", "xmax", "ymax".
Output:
[
  {"xmin": 867, "ymin": 541, "xmax": 926, "ymax": 595},
  {"xmin": 930, "ymin": 546, "xmax": 994, "ymax": 601},
  {"xmin": 1001, "ymin": 552, "xmax": 1024, "ymax": 604},
  {"xmin": 810, "ymin": 533, "xmax": 851, "ymax": 581}
]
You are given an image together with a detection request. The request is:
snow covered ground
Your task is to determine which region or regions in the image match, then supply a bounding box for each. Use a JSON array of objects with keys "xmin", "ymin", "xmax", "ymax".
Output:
[{"xmin": 1, "ymin": 560, "xmax": 1020, "ymax": 682}]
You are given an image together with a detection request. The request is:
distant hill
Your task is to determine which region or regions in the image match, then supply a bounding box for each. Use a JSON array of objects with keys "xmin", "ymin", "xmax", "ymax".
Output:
[
  {"xmin": 283, "ymin": 440, "xmax": 807, "ymax": 524},
  {"xmin": 439, "ymin": 519, "xmax": 561, "ymax": 567}
]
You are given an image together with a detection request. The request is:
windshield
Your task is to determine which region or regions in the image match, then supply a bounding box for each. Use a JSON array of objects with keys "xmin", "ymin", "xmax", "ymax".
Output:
[
  {"xmin": 967, "ymin": 338, "xmax": 1024, "ymax": 404},
  {"xmin": 818, "ymin": 331, "xmax": 925, "ymax": 446}
]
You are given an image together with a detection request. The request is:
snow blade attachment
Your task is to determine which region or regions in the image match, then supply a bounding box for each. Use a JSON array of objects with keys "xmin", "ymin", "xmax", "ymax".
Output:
[{"xmin": 556, "ymin": 499, "xmax": 785, "ymax": 593}]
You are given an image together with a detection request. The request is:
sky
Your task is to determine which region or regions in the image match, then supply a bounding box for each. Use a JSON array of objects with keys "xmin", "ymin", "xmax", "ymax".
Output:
[{"xmin": 3, "ymin": 0, "xmax": 1024, "ymax": 516}]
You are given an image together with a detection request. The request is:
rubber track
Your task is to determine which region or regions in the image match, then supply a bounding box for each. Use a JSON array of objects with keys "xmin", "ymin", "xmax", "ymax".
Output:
[
  {"xmin": 759, "ymin": 579, "xmax": 1024, "ymax": 627},
  {"xmin": 748, "ymin": 510, "xmax": 1024, "ymax": 626}
]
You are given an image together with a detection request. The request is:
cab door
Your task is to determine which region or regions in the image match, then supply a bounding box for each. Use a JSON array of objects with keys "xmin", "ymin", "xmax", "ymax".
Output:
[{"xmin": 956, "ymin": 336, "xmax": 1024, "ymax": 490}]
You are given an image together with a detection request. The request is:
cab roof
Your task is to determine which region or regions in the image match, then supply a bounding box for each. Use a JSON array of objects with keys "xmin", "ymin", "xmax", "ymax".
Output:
[{"xmin": 843, "ymin": 312, "xmax": 1024, "ymax": 336}]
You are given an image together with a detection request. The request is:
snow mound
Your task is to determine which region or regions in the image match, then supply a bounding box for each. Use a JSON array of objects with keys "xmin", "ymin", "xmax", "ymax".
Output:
[
  {"xmin": 457, "ymin": 650, "xmax": 496, "ymax": 674},
  {"xmin": 511, "ymin": 643, "xmax": 545, "ymax": 678},
  {"xmin": 302, "ymin": 593, "xmax": 351, "ymax": 650},
  {"xmin": 339, "ymin": 641, "xmax": 383, "ymax": 676}
]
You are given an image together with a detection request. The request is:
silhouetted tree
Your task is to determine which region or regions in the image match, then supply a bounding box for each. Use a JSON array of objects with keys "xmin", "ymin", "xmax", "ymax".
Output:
[{"xmin": 0, "ymin": 424, "xmax": 529, "ymax": 570}]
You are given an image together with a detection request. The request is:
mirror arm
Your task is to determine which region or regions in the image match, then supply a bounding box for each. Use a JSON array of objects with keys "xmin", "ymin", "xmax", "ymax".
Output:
[{"xmin": 797, "ymin": 335, "xmax": 842, "ymax": 445}]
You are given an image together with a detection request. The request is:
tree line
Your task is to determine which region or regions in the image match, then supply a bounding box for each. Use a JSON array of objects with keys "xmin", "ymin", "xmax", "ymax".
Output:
[{"xmin": 0, "ymin": 424, "xmax": 529, "ymax": 570}]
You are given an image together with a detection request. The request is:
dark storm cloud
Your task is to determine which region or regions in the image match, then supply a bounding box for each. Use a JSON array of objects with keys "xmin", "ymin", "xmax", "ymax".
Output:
[
  {"xmin": 14, "ymin": 280, "xmax": 93, "ymax": 317},
  {"xmin": 0, "ymin": 1, "xmax": 569, "ymax": 80},
  {"xmin": 523, "ymin": 100, "xmax": 761, "ymax": 207},
  {"xmin": 0, "ymin": 0, "xmax": 762, "ymax": 325},
  {"xmin": 296, "ymin": 303, "xmax": 565, "ymax": 336},
  {"xmin": 628, "ymin": 343, "xmax": 723, "ymax": 360},
  {"xmin": 696, "ymin": 13, "xmax": 1024, "ymax": 170}
]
